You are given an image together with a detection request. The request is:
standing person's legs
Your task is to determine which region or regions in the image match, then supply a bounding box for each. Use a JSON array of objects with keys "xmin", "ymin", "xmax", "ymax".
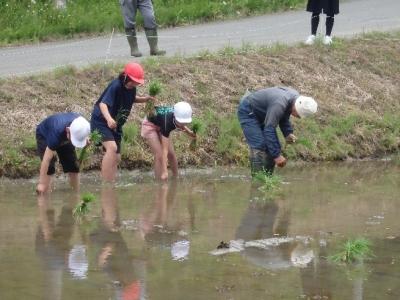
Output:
[
  {"xmin": 167, "ymin": 140, "xmax": 178, "ymax": 177},
  {"xmin": 325, "ymin": 13, "xmax": 334, "ymax": 36},
  {"xmin": 102, "ymin": 141, "xmax": 119, "ymax": 182},
  {"xmin": 311, "ymin": 12, "xmax": 320, "ymax": 35},
  {"xmin": 139, "ymin": 0, "xmax": 166, "ymax": 55},
  {"xmin": 238, "ymin": 100, "xmax": 273, "ymax": 174},
  {"xmin": 305, "ymin": 12, "xmax": 320, "ymax": 45},
  {"xmin": 120, "ymin": 0, "xmax": 142, "ymax": 56},
  {"xmin": 145, "ymin": 136, "xmax": 164, "ymax": 179},
  {"xmin": 57, "ymin": 143, "xmax": 80, "ymax": 192},
  {"xmin": 323, "ymin": 13, "xmax": 334, "ymax": 44}
]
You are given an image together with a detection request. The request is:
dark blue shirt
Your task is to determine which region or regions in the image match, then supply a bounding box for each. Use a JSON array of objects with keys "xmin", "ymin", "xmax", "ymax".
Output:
[
  {"xmin": 246, "ymin": 87, "xmax": 298, "ymax": 158},
  {"xmin": 91, "ymin": 78, "xmax": 136, "ymax": 131},
  {"xmin": 36, "ymin": 112, "xmax": 80, "ymax": 150}
]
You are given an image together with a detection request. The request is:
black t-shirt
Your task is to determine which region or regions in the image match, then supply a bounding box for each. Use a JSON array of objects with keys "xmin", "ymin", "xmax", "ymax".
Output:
[{"xmin": 148, "ymin": 110, "xmax": 177, "ymax": 138}]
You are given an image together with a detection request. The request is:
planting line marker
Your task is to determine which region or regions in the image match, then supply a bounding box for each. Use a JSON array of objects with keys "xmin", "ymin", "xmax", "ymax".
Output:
[{"xmin": 102, "ymin": 27, "xmax": 115, "ymax": 78}]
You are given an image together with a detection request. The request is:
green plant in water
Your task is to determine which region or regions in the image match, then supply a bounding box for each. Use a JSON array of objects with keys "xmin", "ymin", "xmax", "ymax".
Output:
[
  {"xmin": 329, "ymin": 238, "xmax": 374, "ymax": 263},
  {"xmin": 253, "ymin": 171, "xmax": 282, "ymax": 200},
  {"xmin": 189, "ymin": 118, "xmax": 203, "ymax": 150},
  {"xmin": 78, "ymin": 130, "xmax": 102, "ymax": 170},
  {"xmin": 73, "ymin": 192, "xmax": 96, "ymax": 218}
]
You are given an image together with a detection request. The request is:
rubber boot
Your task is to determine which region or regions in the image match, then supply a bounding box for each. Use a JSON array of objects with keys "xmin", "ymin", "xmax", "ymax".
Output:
[
  {"xmin": 145, "ymin": 28, "xmax": 166, "ymax": 56},
  {"xmin": 249, "ymin": 148, "xmax": 275, "ymax": 176},
  {"xmin": 125, "ymin": 28, "xmax": 142, "ymax": 57}
]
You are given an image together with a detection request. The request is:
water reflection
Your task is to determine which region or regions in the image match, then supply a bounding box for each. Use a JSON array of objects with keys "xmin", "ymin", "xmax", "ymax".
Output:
[
  {"xmin": 90, "ymin": 185, "xmax": 146, "ymax": 300},
  {"xmin": 235, "ymin": 184, "xmax": 314, "ymax": 269},
  {"xmin": 35, "ymin": 193, "xmax": 80, "ymax": 300},
  {"xmin": 139, "ymin": 180, "xmax": 191, "ymax": 261}
]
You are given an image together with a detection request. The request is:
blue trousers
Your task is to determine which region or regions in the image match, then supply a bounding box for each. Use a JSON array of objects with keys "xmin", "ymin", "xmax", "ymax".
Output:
[{"xmin": 237, "ymin": 98, "xmax": 275, "ymax": 174}]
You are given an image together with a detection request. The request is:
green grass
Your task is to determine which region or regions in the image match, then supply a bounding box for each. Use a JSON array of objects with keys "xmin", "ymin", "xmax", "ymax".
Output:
[
  {"xmin": 0, "ymin": 0, "xmax": 305, "ymax": 45},
  {"xmin": 329, "ymin": 238, "xmax": 374, "ymax": 263},
  {"xmin": 189, "ymin": 118, "xmax": 203, "ymax": 150}
]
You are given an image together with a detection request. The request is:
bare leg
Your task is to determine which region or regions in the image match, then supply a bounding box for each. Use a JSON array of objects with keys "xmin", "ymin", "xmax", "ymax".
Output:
[
  {"xmin": 68, "ymin": 172, "xmax": 80, "ymax": 192},
  {"xmin": 167, "ymin": 141, "xmax": 178, "ymax": 177},
  {"xmin": 145, "ymin": 135, "xmax": 164, "ymax": 179},
  {"xmin": 101, "ymin": 141, "xmax": 119, "ymax": 182}
]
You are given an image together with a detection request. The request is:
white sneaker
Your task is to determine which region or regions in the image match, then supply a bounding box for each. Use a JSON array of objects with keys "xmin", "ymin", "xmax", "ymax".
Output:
[
  {"xmin": 305, "ymin": 35, "xmax": 316, "ymax": 45},
  {"xmin": 323, "ymin": 35, "xmax": 333, "ymax": 45}
]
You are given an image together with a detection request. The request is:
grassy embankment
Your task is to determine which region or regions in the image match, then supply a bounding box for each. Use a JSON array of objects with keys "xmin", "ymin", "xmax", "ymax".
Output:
[
  {"xmin": 0, "ymin": 0, "xmax": 305, "ymax": 45},
  {"xmin": 0, "ymin": 31, "xmax": 399, "ymax": 178}
]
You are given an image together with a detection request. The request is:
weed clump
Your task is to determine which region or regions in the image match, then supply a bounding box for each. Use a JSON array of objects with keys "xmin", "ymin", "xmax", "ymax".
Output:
[{"xmin": 329, "ymin": 238, "xmax": 374, "ymax": 263}]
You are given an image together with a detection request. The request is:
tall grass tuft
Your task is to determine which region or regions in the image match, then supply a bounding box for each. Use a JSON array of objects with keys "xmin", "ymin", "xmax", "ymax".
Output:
[
  {"xmin": 253, "ymin": 171, "xmax": 283, "ymax": 196},
  {"xmin": 329, "ymin": 238, "xmax": 374, "ymax": 263}
]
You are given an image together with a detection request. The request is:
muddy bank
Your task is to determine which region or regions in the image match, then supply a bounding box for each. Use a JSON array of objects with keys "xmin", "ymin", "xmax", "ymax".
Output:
[{"xmin": 0, "ymin": 31, "xmax": 399, "ymax": 178}]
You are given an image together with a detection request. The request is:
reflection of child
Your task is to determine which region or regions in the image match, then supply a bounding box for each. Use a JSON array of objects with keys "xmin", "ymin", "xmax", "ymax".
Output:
[
  {"xmin": 141, "ymin": 102, "xmax": 196, "ymax": 180},
  {"xmin": 305, "ymin": 0, "xmax": 339, "ymax": 45}
]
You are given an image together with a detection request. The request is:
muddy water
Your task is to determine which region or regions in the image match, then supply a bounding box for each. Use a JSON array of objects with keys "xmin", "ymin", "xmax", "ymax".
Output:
[{"xmin": 0, "ymin": 162, "xmax": 399, "ymax": 300}]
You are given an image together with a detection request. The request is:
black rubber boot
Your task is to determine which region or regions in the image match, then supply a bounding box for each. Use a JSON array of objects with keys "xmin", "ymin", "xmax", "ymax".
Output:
[
  {"xmin": 125, "ymin": 28, "xmax": 142, "ymax": 57},
  {"xmin": 145, "ymin": 28, "xmax": 166, "ymax": 56}
]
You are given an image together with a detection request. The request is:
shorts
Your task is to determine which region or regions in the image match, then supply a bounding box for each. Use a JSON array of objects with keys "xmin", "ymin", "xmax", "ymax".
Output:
[
  {"xmin": 91, "ymin": 119, "xmax": 122, "ymax": 154},
  {"xmin": 141, "ymin": 118, "xmax": 161, "ymax": 140},
  {"xmin": 36, "ymin": 134, "xmax": 79, "ymax": 175}
]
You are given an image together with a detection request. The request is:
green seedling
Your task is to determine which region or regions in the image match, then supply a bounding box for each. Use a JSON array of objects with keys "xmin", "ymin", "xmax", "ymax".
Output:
[
  {"xmin": 149, "ymin": 80, "xmax": 162, "ymax": 96},
  {"xmin": 253, "ymin": 171, "xmax": 282, "ymax": 200},
  {"xmin": 73, "ymin": 192, "xmax": 96, "ymax": 218},
  {"xmin": 329, "ymin": 238, "xmax": 374, "ymax": 263},
  {"xmin": 78, "ymin": 130, "xmax": 102, "ymax": 170},
  {"xmin": 145, "ymin": 81, "xmax": 162, "ymax": 117},
  {"xmin": 189, "ymin": 119, "xmax": 203, "ymax": 150}
]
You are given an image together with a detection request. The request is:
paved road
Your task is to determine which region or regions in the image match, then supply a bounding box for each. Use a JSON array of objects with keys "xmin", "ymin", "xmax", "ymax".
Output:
[{"xmin": 0, "ymin": 0, "xmax": 399, "ymax": 78}]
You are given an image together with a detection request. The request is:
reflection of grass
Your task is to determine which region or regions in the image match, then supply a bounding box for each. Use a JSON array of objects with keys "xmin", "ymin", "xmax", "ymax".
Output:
[
  {"xmin": 253, "ymin": 171, "xmax": 282, "ymax": 200},
  {"xmin": 329, "ymin": 238, "xmax": 374, "ymax": 263},
  {"xmin": 73, "ymin": 192, "xmax": 96, "ymax": 218}
]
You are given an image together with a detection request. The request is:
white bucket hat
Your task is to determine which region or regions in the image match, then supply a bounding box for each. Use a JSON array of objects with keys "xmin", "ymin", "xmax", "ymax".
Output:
[
  {"xmin": 173, "ymin": 101, "xmax": 192, "ymax": 123},
  {"xmin": 70, "ymin": 116, "xmax": 90, "ymax": 148},
  {"xmin": 295, "ymin": 96, "xmax": 318, "ymax": 118}
]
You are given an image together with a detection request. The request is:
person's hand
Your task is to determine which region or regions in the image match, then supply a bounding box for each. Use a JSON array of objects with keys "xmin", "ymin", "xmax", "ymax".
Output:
[
  {"xmin": 286, "ymin": 133, "xmax": 297, "ymax": 144},
  {"xmin": 36, "ymin": 183, "xmax": 48, "ymax": 195},
  {"xmin": 274, "ymin": 155, "xmax": 287, "ymax": 168},
  {"xmin": 147, "ymin": 96, "xmax": 156, "ymax": 102},
  {"xmin": 107, "ymin": 118, "xmax": 117, "ymax": 130}
]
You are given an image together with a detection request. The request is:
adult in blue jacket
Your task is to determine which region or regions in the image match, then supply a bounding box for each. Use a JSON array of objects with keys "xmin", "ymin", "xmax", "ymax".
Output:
[
  {"xmin": 36, "ymin": 113, "xmax": 91, "ymax": 194},
  {"xmin": 237, "ymin": 87, "xmax": 318, "ymax": 175}
]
